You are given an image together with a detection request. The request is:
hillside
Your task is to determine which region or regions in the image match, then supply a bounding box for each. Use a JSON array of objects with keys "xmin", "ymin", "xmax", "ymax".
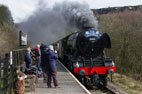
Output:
[
  {"xmin": 97, "ymin": 9, "xmax": 142, "ymax": 94},
  {"xmin": 98, "ymin": 10, "xmax": 142, "ymax": 80}
]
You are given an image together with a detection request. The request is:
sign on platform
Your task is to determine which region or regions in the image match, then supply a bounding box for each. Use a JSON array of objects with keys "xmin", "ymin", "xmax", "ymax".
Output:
[{"xmin": 19, "ymin": 30, "xmax": 27, "ymax": 46}]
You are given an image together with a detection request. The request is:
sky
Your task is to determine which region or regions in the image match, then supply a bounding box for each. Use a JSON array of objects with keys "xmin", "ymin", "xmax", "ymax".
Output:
[{"xmin": 0, "ymin": 0, "xmax": 142, "ymax": 23}]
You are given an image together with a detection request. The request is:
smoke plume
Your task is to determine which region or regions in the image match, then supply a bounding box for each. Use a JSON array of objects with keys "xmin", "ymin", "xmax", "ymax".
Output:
[{"xmin": 20, "ymin": 1, "xmax": 98, "ymax": 45}]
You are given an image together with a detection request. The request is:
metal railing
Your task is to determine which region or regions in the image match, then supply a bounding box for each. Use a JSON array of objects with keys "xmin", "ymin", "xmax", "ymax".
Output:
[{"xmin": 0, "ymin": 49, "xmax": 26, "ymax": 94}]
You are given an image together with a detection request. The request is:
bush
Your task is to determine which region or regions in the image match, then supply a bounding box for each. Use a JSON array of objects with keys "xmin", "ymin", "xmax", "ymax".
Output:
[
  {"xmin": 98, "ymin": 10, "xmax": 142, "ymax": 80},
  {"xmin": 0, "ymin": 5, "xmax": 13, "ymax": 24}
]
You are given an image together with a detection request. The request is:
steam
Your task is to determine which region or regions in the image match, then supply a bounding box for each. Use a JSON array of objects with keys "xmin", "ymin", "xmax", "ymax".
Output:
[{"xmin": 20, "ymin": 1, "xmax": 98, "ymax": 45}]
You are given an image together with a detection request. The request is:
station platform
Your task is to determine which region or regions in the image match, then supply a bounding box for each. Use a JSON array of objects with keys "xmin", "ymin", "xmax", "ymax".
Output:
[{"xmin": 25, "ymin": 61, "xmax": 91, "ymax": 94}]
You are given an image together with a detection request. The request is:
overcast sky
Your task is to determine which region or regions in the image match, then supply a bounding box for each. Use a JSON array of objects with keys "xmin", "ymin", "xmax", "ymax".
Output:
[{"xmin": 0, "ymin": 0, "xmax": 142, "ymax": 22}]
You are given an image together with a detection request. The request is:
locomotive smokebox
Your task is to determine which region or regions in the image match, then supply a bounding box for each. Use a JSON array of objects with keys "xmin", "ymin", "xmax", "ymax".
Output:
[{"xmin": 76, "ymin": 30, "xmax": 111, "ymax": 58}]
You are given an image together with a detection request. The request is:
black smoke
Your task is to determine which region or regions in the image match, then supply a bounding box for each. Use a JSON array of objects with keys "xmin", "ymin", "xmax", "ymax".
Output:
[{"xmin": 20, "ymin": 1, "xmax": 98, "ymax": 45}]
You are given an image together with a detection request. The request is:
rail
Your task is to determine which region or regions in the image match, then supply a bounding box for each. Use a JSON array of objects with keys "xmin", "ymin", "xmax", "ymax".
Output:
[
  {"xmin": 88, "ymin": 81, "xmax": 127, "ymax": 94},
  {"xmin": 0, "ymin": 49, "xmax": 26, "ymax": 94}
]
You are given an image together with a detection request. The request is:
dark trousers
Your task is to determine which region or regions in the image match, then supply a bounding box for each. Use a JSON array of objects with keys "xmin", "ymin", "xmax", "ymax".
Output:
[
  {"xmin": 47, "ymin": 70, "xmax": 58, "ymax": 87},
  {"xmin": 36, "ymin": 57, "xmax": 41, "ymax": 68}
]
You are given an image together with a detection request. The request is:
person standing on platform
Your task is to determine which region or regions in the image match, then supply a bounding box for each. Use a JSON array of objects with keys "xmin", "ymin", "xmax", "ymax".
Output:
[
  {"xmin": 44, "ymin": 45, "xmax": 60, "ymax": 88},
  {"xmin": 34, "ymin": 44, "xmax": 41, "ymax": 71},
  {"xmin": 24, "ymin": 47, "xmax": 32, "ymax": 69},
  {"xmin": 40, "ymin": 43, "xmax": 47, "ymax": 82}
]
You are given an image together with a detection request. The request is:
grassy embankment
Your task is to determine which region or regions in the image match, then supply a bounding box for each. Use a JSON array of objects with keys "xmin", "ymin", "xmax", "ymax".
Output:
[{"xmin": 98, "ymin": 10, "xmax": 142, "ymax": 94}]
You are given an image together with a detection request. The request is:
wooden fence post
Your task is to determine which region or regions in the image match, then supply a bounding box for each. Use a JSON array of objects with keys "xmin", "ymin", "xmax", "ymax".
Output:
[
  {"xmin": 0, "ymin": 56, "xmax": 1, "ymax": 93},
  {"xmin": 3, "ymin": 53, "xmax": 9, "ymax": 93}
]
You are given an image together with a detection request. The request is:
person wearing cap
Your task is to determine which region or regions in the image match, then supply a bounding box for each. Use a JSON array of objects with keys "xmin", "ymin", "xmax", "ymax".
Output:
[{"xmin": 44, "ymin": 45, "xmax": 60, "ymax": 88}]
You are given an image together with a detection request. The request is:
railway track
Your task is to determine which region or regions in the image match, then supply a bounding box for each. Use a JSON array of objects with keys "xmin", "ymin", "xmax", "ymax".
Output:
[
  {"xmin": 86, "ymin": 81, "xmax": 127, "ymax": 94},
  {"xmin": 87, "ymin": 84, "xmax": 114, "ymax": 94}
]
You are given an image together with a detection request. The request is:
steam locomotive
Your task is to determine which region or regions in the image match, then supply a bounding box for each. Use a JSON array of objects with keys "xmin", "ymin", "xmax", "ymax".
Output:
[{"xmin": 54, "ymin": 28, "xmax": 116, "ymax": 86}]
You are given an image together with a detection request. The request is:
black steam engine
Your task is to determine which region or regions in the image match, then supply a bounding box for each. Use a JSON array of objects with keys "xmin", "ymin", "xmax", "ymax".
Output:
[{"xmin": 55, "ymin": 29, "xmax": 116, "ymax": 86}]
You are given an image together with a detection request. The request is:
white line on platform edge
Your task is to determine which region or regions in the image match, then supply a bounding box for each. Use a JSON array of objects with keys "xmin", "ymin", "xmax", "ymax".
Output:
[{"xmin": 58, "ymin": 60, "xmax": 92, "ymax": 94}]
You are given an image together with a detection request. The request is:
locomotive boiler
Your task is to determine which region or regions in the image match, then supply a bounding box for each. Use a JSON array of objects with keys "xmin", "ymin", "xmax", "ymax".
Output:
[{"xmin": 55, "ymin": 29, "xmax": 116, "ymax": 86}]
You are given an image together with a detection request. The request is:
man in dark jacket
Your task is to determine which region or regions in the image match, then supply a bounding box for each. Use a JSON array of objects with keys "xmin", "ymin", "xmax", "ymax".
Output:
[
  {"xmin": 40, "ymin": 43, "xmax": 47, "ymax": 82},
  {"xmin": 44, "ymin": 45, "xmax": 60, "ymax": 88},
  {"xmin": 40, "ymin": 43, "xmax": 46, "ymax": 69},
  {"xmin": 24, "ymin": 48, "xmax": 32, "ymax": 69}
]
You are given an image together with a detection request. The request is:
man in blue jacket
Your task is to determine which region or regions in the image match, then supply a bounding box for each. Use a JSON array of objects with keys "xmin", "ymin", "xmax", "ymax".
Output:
[
  {"xmin": 24, "ymin": 48, "xmax": 32, "ymax": 69},
  {"xmin": 44, "ymin": 45, "xmax": 60, "ymax": 88}
]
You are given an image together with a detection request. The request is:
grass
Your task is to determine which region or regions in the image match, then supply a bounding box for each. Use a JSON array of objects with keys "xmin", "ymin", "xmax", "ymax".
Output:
[{"xmin": 112, "ymin": 73, "xmax": 142, "ymax": 94}]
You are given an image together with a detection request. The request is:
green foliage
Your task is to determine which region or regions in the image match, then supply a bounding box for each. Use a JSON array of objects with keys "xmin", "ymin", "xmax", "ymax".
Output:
[
  {"xmin": 98, "ymin": 10, "xmax": 142, "ymax": 80},
  {"xmin": 0, "ymin": 5, "xmax": 13, "ymax": 24}
]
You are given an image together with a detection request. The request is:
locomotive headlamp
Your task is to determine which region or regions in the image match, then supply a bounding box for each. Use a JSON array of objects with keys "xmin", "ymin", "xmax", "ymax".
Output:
[
  {"xmin": 108, "ymin": 69, "xmax": 114, "ymax": 74},
  {"xmin": 79, "ymin": 70, "xmax": 85, "ymax": 76}
]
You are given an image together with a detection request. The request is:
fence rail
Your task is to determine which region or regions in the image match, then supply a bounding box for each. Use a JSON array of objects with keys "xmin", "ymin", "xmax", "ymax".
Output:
[{"xmin": 0, "ymin": 49, "xmax": 26, "ymax": 94}]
